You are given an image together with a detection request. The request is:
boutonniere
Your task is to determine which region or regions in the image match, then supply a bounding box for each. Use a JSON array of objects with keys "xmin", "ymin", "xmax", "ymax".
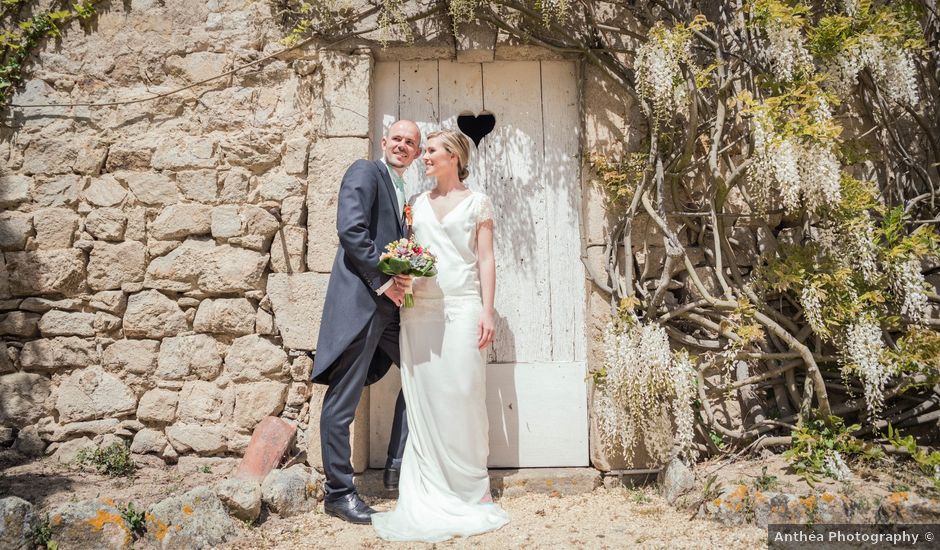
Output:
[
  {"xmin": 404, "ymin": 203, "xmax": 414, "ymax": 239},
  {"xmin": 403, "ymin": 203, "xmax": 413, "ymax": 226}
]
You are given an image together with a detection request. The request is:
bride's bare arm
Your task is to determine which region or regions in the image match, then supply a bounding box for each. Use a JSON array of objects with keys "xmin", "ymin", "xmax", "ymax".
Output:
[{"xmin": 477, "ymin": 219, "xmax": 496, "ymax": 349}]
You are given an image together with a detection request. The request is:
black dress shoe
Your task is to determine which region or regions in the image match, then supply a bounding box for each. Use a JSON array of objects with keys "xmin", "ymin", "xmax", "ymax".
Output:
[
  {"xmin": 383, "ymin": 467, "xmax": 400, "ymax": 491},
  {"xmin": 324, "ymin": 492, "xmax": 375, "ymax": 525}
]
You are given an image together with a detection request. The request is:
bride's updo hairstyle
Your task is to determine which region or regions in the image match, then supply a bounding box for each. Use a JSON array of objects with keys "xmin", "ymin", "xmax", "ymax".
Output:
[{"xmin": 427, "ymin": 130, "xmax": 472, "ymax": 181}]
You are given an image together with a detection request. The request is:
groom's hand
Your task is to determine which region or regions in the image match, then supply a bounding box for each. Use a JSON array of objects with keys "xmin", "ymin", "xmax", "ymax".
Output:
[{"xmin": 382, "ymin": 284, "xmax": 405, "ymax": 307}]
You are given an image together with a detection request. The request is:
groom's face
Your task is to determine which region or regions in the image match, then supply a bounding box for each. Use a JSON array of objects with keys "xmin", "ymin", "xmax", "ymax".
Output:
[{"xmin": 381, "ymin": 121, "xmax": 422, "ymax": 171}]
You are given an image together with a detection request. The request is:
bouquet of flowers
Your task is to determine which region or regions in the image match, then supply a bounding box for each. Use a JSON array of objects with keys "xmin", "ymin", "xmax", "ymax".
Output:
[{"xmin": 378, "ymin": 238, "xmax": 437, "ymax": 307}]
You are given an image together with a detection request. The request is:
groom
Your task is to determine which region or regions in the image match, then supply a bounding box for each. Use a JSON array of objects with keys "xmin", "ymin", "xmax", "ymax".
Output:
[{"xmin": 312, "ymin": 120, "xmax": 422, "ymax": 524}]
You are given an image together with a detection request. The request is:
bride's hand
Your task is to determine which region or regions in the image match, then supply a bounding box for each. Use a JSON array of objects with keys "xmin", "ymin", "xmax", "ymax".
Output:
[{"xmin": 477, "ymin": 309, "xmax": 495, "ymax": 349}]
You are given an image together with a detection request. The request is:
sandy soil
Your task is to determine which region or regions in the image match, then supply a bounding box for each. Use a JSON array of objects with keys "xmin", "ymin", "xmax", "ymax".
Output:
[
  {"xmin": 4, "ymin": 446, "xmax": 933, "ymax": 550},
  {"xmin": 222, "ymin": 487, "xmax": 767, "ymax": 550}
]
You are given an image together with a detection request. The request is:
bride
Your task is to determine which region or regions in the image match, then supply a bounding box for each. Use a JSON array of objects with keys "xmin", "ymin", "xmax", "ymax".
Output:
[{"xmin": 371, "ymin": 129, "xmax": 510, "ymax": 542}]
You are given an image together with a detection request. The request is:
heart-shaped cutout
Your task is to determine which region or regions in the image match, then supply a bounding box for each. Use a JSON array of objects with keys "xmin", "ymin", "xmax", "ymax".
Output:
[{"xmin": 457, "ymin": 112, "xmax": 496, "ymax": 146}]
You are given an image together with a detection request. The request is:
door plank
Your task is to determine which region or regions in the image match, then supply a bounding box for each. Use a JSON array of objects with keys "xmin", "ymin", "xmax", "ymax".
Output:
[
  {"xmin": 399, "ymin": 60, "xmax": 439, "ymax": 198},
  {"xmin": 372, "ymin": 62, "xmax": 401, "ymax": 160},
  {"xmin": 481, "ymin": 61, "xmax": 550, "ymax": 364},
  {"xmin": 541, "ymin": 61, "xmax": 585, "ymax": 362}
]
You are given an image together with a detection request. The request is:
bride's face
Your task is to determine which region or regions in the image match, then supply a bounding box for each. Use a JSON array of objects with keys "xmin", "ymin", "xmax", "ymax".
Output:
[{"xmin": 423, "ymin": 137, "xmax": 457, "ymax": 178}]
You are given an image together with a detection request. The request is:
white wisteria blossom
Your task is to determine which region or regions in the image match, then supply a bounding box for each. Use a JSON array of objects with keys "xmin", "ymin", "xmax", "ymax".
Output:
[
  {"xmin": 844, "ymin": 222, "xmax": 879, "ymax": 281},
  {"xmin": 823, "ymin": 450, "xmax": 853, "ymax": 481},
  {"xmin": 844, "ymin": 317, "xmax": 890, "ymax": 417},
  {"xmin": 748, "ymin": 113, "xmax": 842, "ymax": 213},
  {"xmin": 800, "ymin": 285, "xmax": 825, "ymax": 335},
  {"xmin": 843, "ymin": 0, "xmax": 859, "ymax": 17},
  {"xmin": 763, "ymin": 23, "xmax": 813, "ymax": 81},
  {"xmin": 827, "ymin": 35, "xmax": 920, "ymax": 105},
  {"xmin": 635, "ymin": 25, "xmax": 691, "ymax": 124},
  {"xmin": 595, "ymin": 315, "xmax": 697, "ymax": 463},
  {"xmin": 889, "ymin": 256, "xmax": 930, "ymax": 323}
]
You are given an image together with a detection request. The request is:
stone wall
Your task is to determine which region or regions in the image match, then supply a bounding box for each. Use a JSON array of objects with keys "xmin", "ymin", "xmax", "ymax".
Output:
[
  {"xmin": 0, "ymin": 0, "xmax": 373, "ymax": 460},
  {"xmin": 0, "ymin": 1, "xmax": 653, "ymax": 468}
]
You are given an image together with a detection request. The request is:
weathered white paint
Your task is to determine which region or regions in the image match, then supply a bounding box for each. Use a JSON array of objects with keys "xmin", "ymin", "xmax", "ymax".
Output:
[
  {"xmin": 369, "ymin": 60, "xmax": 586, "ymax": 468},
  {"xmin": 486, "ymin": 362, "xmax": 588, "ymax": 467}
]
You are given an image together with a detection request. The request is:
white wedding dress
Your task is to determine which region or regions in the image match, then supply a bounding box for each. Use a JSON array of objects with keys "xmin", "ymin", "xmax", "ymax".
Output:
[{"xmin": 371, "ymin": 190, "xmax": 509, "ymax": 542}]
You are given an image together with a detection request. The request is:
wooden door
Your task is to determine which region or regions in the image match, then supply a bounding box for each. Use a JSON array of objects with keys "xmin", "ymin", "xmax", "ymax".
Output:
[{"xmin": 368, "ymin": 60, "xmax": 587, "ymax": 467}]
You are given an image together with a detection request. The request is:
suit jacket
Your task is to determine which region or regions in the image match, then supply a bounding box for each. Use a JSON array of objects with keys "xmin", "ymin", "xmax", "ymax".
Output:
[{"xmin": 311, "ymin": 159, "xmax": 406, "ymax": 385}]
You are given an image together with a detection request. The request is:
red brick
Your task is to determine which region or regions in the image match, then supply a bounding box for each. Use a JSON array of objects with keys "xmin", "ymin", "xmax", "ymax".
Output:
[{"xmin": 234, "ymin": 416, "xmax": 297, "ymax": 482}]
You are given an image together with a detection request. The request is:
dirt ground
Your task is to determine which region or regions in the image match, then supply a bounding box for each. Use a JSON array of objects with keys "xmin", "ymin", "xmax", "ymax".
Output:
[
  {"xmin": 4, "ymin": 446, "xmax": 935, "ymax": 550},
  {"xmin": 221, "ymin": 488, "xmax": 766, "ymax": 550}
]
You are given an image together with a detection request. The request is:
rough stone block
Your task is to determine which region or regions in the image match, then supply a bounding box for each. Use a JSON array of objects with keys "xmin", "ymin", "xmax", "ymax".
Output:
[
  {"xmin": 281, "ymin": 195, "xmax": 306, "ymax": 226},
  {"xmin": 0, "ymin": 211, "xmax": 32, "ymax": 251},
  {"xmin": 178, "ymin": 381, "xmax": 234, "ymax": 424},
  {"xmin": 193, "ymin": 298, "xmax": 255, "ymax": 335},
  {"xmin": 38, "ymin": 310, "xmax": 96, "ymax": 337},
  {"xmin": 49, "ymin": 419, "xmax": 120, "ymax": 442},
  {"xmin": 306, "ymin": 137, "xmax": 369, "ymax": 272},
  {"xmin": 137, "ymin": 388, "xmax": 179, "ymax": 424},
  {"xmin": 32, "ymin": 208, "xmax": 78, "ymax": 250},
  {"xmin": 224, "ymin": 334, "xmax": 289, "ymax": 381},
  {"xmin": 156, "ymin": 334, "xmax": 222, "ymax": 380},
  {"xmin": 14, "ymin": 425, "xmax": 45, "ymax": 456},
  {"xmin": 266, "ymin": 273, "xmax": 330, "ymax": 350},
  {"xmin": 144, "ymin": 486, "xmax": 239, "ymax": 548},
  {"xmin": 56, "ymin": 366, "xmax": 137, "ymax": 422},
  {"xmin": 150, "ymin": 203, "xmax": 213, "ymax": 240},
  {"xmin": 87, "ymin": 241, "xmax": 146, "ymax": 291},
  {"xmin": 0, "ymin": 175, "xmax": 31, "ymax": 208},
  {"xmin": 82, "ymin": 175, "xmax": 127, "ymax": 207},
  {"xmin": 270, "ymin": 226, "xmax": 306, "ymax": 273},
  {"xmin": 219, "ymin": 168, "xmax": 249, "ymax": 203},
  {"xmin": 151, "ymin": 136, "xmax": 216, "ymax": 170},
  {"xmin": 84, "ymin": 208, "xmax": 126, "ymax": 241},
  {"xmin": 199, "ymin": 245, "xmax": 268, "ymax": 293},
  {"xmin": 211, "ymin": 205, "xmax": 241, "ymax": 238},
  {"xmin": 259, "ymin": 171, "xmax": 304, "ymax": 202},
  {"xmin": 51, "ymin": 436, "xmax": 96, "ymax": 464},
  {"xmin": 94, "ymin": 312, "xmax": 122, "ymax": 334},
  {"xmin": 215, "ymin": 478, "xmax": 262, "ymax": 522},
  {"xmin": 261, "ymin": 464, "xmax": 322, "ymax": 517},
  {"xmin": 89, "ymin": 290, "xmax": 127, "ymax": 315},
  {"xmin": 316, "ymin": 52, "xmax": 371, "ymax": 137},
  {"xmin": 255, "ymin": 308, "xmax": 275, "ymax": 335},
  {"xmin": 0, "ymin": 372, "xmax": 52, "ymax": 427},
  {"xmin": 20, "ymin": 336, "xmax": 97, "ymax": 370},
  {"xmin": 117, "ymin": 171, "xmax": 179, "ymax": 206},
  {"xmin": 0, "ymin": 256, "xmax": 9, "ymax": 299},
  {"xmin": 166, "ymin": 52, "xmax": 229, "ymax": 83},
  {"xmin": 0, "ymin": 496, "xmax": 34, "ymax": 550},
  {"xmin": 22, "ymin": 138, "xmax": 106, "ymax": 176},
  {"xmin": 165, "ymin": 424, "xmax": 227, "ymax": 454},
  {"xmin": 144, "ymin": 237, "xmax": 213, "ymax": 292},
  {"xmin": 233, "ymin": 382, "xmax": 288, "ymax": 430},
  {"xmin": 102, "ymin": 339, "xmax": 160, "ymax": 374},
  {"xmin": 176, "ymin": 169, "xmax": 219, "ymax": 203},
  {"xmin": 282, "ymin": 137, "xmax": 309, "ymax": 175},
  {"xmin": 0, "ymin": 311, "xmax": 40, "ymax": 337},
  {"xmin": 123, "ymin": 290, "xmax": 188, "ymax": 338},
  {"xmin": 30, "ymin": 174, "xmax": 84, "ymax": 208},
  {"xmin": 130, "ymin": 428, "xmax": 168, "ymax": 454},
  {"xmin": 48, "ymin": 499, "xmax": 132, "ymax": 550}
]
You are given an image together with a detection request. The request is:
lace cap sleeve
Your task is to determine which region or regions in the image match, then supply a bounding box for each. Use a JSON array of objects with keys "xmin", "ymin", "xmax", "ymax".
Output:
[{"xmin": 476, "ymin": 193, "xmax": 495, "ymax": 227}]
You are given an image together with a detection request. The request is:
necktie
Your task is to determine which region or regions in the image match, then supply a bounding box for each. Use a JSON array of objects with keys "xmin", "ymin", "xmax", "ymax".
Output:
[{"xmin": 392, "ymin": 176, "xmax": 405, "ymax": 211}]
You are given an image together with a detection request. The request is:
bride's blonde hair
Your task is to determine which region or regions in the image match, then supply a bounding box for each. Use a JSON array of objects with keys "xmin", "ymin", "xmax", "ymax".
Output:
[{"xmin": 427, "ymin": 130, "xmax": 471, "ymax": 181}]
